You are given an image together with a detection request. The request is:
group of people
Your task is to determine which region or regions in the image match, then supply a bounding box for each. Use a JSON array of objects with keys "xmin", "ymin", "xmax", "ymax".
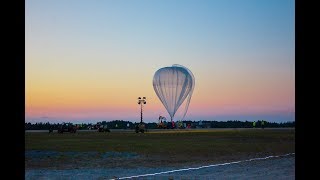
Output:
[{"xmin": 252, "ymin": 120, "xmax": 266, "ymax": 129}]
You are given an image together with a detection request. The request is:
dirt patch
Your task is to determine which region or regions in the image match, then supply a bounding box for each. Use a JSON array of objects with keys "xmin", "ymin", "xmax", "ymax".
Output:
[{"xmin": 25, "ymin": 150, "xmax": 140, "ymax": 170}]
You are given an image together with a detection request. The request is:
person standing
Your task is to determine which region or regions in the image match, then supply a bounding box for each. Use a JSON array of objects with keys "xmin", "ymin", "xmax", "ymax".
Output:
[{"xmin": 253, "ymin": 121, "xmax": 256, "ymax": 128}]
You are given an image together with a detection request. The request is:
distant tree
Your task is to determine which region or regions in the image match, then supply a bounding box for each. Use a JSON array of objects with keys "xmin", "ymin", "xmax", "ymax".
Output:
[{"xmin": 24, "ymin": 120, "xmax": 295, "ymax": 130}]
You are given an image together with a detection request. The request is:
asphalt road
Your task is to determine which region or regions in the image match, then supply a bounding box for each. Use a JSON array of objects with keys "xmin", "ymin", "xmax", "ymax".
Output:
[{"xmin": 25, "ymin": 154, "xmax": 295, "ymax": 180}]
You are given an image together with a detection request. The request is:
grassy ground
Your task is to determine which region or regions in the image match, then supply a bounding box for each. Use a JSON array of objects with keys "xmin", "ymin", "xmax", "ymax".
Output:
[{"xmin": 25, "ymin": 128, "xmax": 295, "ymax": 169}]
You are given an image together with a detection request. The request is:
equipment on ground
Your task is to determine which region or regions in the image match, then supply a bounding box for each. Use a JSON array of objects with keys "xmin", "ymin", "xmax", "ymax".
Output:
[
  {"xmin": 98, "ymin": 125, "xmax": 110, "ymax": 132},
  {"xmin": 135, "ymin": 123, "xmax": 146, "ymax": 133},
  {"xmin": 157, "ymin": 115, "xmax": 167, "ymax": 129},
  {"xmin": 57, "ymin": 123, "xmax": 77, "ymax": 133}
]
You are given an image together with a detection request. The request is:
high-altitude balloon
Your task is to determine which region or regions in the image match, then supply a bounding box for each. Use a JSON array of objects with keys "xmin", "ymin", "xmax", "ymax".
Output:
[{"xmin": 153, "ymin": 64, "xmax": 195, "ymax": 121}]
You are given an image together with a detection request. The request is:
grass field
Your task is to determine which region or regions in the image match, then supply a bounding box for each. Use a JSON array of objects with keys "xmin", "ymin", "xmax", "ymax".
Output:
[{"xmin": 25, "ymin": 128, "xmax": 295, "ymax": 170}]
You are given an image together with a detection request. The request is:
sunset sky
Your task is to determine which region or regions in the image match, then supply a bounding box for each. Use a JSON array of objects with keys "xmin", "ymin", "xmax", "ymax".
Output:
[{"xmin": 26, "ymin": 0, "xmax": 294, "ymax": 123}]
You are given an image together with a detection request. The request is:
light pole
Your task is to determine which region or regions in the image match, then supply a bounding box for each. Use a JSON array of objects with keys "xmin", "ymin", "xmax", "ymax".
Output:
[{"xmin": 138, "ymin": 97, "xmax": 146, "ymax": 123}]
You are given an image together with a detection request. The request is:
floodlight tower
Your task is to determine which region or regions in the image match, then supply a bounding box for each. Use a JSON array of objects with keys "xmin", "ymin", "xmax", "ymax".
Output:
[{"xmin": 138, "ymin": 97, "xmax": 146, "ymax": 123}]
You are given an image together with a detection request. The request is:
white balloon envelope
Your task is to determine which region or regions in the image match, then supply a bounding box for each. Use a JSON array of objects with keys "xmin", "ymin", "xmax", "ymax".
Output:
[{"xmin": 153, "ymin": 64, "xmax": 195, "ymax": 122}]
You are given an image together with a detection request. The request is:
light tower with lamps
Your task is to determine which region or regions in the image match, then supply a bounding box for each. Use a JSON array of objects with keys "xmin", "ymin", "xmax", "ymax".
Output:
[
  {"xmin": 136, "ymin": 97, "xmax": 146, "ymax": 133},
  {"xmin": 137, "ymin": 97, "xmax": 146, "ymax": 123}
]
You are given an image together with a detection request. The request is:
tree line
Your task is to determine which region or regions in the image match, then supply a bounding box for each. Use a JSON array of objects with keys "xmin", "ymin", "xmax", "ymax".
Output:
[{"xmin": 25, "ymin": 120, "xmax": 295, "ymax": 130}]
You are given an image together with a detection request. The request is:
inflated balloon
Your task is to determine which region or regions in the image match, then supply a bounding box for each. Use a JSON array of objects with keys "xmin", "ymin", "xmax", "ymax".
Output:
[{"xmin": 153, "ymin": 64, "xmax": 195, "ymax": 122}]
